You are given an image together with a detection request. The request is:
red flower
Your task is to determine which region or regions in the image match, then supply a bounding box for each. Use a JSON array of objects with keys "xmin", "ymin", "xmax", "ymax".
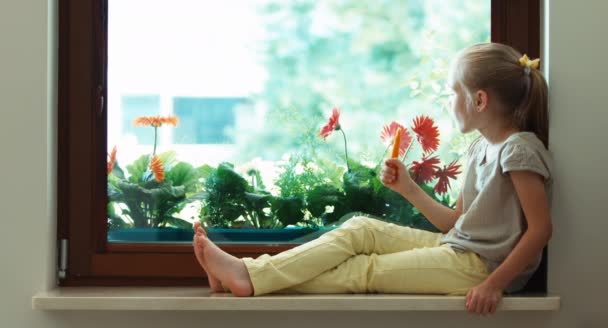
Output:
[
  {"xmin": 380, "ymin": 121, "xmax": 413, "ymax": 157},
  {"xmin": 434, "ymin": 160, "xmax": 462, "ymax": 194},
  {"xmin": 410, "ymin": 156, "xmax": 440, "ymax": 184},
  {"xmin": 412, "ymin": 115, "xmax": 440, "ymax": 154},
  {"xmin": 319, "ymin": 107, "xmax": 341, "ymax": 139},
  {"xmin": 107, "ymin": 146, "xmax": 117, "ymax": 175}
]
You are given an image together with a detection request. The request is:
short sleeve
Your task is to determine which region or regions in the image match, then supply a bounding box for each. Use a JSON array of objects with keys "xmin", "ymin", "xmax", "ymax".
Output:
[
  {"xmin": 500, "ymin": 143, "xmax": 550, "ymax": 179},
  {"xmin": 467, "ymin": 138, "xmax": 483, "ymax": 162}
]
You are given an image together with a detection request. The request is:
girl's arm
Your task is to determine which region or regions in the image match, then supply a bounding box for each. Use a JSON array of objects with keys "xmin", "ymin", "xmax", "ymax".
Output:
[
  {"xmin": 465, "ymin": 170, "xmax": 552, "ymax": 314},
  {"xmin": 482, "ymin": 170, "xmax": 553, "ymax": 290},
  {"xmin": 381, "ymin": 158, "xmax": 462, "ymax": 233},
  {"xmin": 404, "ymin": 184, "xmax": 462, "ymax": 233}
]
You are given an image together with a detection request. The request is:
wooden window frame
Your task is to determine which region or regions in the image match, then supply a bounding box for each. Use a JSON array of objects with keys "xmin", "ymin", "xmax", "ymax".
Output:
[{"xmin": 57, "ymin": 0, "xmax": 544, "ymax": 290}]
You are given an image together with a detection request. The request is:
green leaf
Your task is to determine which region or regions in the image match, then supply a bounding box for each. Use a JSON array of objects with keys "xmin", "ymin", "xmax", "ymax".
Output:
[
  {"xmin": 306, "ymin": 185, "xmax": 349, "ymax": 224},
  {"xmin": 316, "ymin": 157, "xmax": 346, "ymax": 188},
  {"xmin": 251, "ymin": 170, "xmax": 267, "ymax": 191},
  {"xmin": 200, "ymin": 162, "xmax": 252, "ymax": 227},
  {"xmin": 211, "ymin": 163, "xmax": 252, "ymax": 194},
  {"xmin": 158, "ymin": 150, "xmax": 178, "ymax": 171},
  {"xmin": 107, "ymin": 181, "xmax": 122, "ymax": 201},
  {"xmin": 198, "ymin": 164, "xmax": 214, "ymax": 181},
  {"xmin": 271, "ymin": 196, "xmax": 304, "ymax": 226},
  {"xmin": 166, "ymin": 162, "xmax": 200, "ymax": 193},
  {"xmin": 107, "ymin": 202, "xmax": 131, "ymax": 230},
  {"xmin": 342, "ymin": 161, "xmax": 385, "ymax": 216},
  {"xmin": 244, "ymin": 191, "xmax": 272, "ymax": 209},
  {"xmin": 113, "ymin": 181, "xmax": 187, "ymax": 228},
  {"xmin": 127, "ymin": 155, "xmax": 150, "ymax": 183},
  {"xmin": 110, "ymin": 160, "xmax": 126, "ymax": 180},
  {"xmin": 383, "ymin": 190, "xmax": 415, "ymax": 225}
]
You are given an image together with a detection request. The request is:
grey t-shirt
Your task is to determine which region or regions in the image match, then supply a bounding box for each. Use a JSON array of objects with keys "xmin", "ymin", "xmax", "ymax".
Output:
[{"xmin": 440, "ymin": 132, "xmax": 553, "ymax": 292}]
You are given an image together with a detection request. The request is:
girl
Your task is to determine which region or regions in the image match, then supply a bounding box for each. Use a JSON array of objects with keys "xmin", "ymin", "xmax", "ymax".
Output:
[{"xmin": 192, "ymin": 43, "xmax": 553, "ymax": 315}]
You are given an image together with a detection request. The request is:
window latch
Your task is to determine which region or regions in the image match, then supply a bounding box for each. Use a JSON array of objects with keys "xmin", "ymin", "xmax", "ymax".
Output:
[
  {"xmin": 57, "ymin": 239, "xmax": 68, "ymax": 280},
  {"xmin": 97, "ymin": 86, "xmax": 105, "ymax": 118}
]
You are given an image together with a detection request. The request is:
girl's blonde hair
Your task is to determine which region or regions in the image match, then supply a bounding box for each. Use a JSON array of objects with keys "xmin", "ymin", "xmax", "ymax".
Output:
[{"xmin": 453, "ymin": 43, "xmax": 549, "ymax": 148}]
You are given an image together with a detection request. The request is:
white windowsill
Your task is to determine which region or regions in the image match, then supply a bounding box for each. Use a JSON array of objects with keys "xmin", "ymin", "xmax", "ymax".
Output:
[{"xmin": 32, "ymin": 287, "xmax": 560, "ymax": 311}]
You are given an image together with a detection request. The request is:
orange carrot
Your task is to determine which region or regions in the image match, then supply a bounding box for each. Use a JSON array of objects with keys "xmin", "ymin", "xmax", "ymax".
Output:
[{"xmin": 391, "ymin": 127, "xmax": 402, "ymax": 158}]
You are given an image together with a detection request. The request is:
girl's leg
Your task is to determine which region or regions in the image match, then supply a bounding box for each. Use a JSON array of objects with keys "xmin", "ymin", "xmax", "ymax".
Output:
[
  {"xmin": 280, "ymin": 245, "xmax": 489, "ymax": 295},
  {"xmin": 243, "ymin": 216, "xmax": 442, "ymax": 295}
]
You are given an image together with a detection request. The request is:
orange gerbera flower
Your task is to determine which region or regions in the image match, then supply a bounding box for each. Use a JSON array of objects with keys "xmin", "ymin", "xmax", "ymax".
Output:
[
  {"xmin": 410, "ymin": 156, "xmax": 440, "ymax": 184},
  {"xmin": 149, "ymin": 155, "xmax": 165, "ymax": 182},
  {"xmin": 134, "ymin": 115, "xmax": 179, "ymax": 127},
  {"xmin": 412, "ymin": 115, "xmax": 440, "ymax": 154},
  {"xmin": 107, "ymin": 146, "xmax": 117, "ymax": 175},
  {"xmin": 434, "ymin": 160, "xmax": 462, "ymax": 194},
  {"xmin": 319, "ymin": 107, "xmax": 341, "ymax": 139},
  {"xmin": 380, "ymin": 121, "xmax": 413, "ymax": 158}
]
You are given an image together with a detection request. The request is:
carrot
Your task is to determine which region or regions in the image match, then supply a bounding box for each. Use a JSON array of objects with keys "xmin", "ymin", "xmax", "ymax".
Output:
[{"xmin": 391, "ymin": 127, "xmax": 402, "ymax": 158}]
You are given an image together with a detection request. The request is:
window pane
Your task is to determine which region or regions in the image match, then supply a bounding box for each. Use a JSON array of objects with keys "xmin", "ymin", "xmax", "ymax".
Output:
[
  {"xmin": 107, "ymin": 0, "xmax": 490, "ymax": 244},
  {"xmin": 173, "ymin": 97, "xmax": 241, "ymax": 144},
  {"xmin": 121, "ymin": 95, "xmax": 160, "ymax": 145}
]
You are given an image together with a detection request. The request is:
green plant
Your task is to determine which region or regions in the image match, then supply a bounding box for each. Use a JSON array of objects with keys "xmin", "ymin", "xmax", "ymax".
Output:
[
  {"xmin": 194, "ymin": 109, "xmax": 461, "ymax": 234},
  {"xmin": 313, "ymin": 109, "xmax": 461, "ymax": 232},
  {"xmin": 107, "ymin": 114, "xmax": 204, "ymax": 230},
  {"xmin": 200, "ymin": 163, "xmax": 282, "ymax": 229},
  {"xmin": 108, "ymin": 150, "xmax": 203, "ymax": 229}
]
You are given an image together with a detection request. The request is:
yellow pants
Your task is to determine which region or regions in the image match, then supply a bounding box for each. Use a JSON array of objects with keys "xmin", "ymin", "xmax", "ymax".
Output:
[{"xmin": 241, "ymin": 216, "xmax": 489, "ymax": 296}]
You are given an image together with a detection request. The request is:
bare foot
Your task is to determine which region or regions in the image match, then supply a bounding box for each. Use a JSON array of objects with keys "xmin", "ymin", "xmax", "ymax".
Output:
[
  {"xmin": 197, "ymin": 234, "xmax": 254, "ymax": 297},
  {"xmin": 193, "ymin": 222, "xmax": 224, "ymax": 292}
]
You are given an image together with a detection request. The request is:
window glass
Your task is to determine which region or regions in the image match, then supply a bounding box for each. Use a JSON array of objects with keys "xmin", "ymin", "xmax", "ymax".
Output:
[
  {"xmin": 121, "ymin": 95, "xmax": 161, "ymax": 145},
  {"xmin": 173, "ymin": 97, "xmax": 242, "ymax": 144},
  {"xmin": 107, "ymin": 0, "xmax": 490, "ymax": 244}
]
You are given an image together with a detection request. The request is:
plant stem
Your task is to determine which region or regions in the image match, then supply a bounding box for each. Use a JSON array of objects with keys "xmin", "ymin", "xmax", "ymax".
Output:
[
  {"xmin": 339, "ymin": 129, "xmax": 350, "ymax": 171},
  {"xmin": 153, "ymin": 127, "xmax": 158, "ymax": 156},
  {"xmin": 375, "ymin": 142, "xmax": 392, "ymax": 169},
  {"xmin": 401, "ymin": 140, "xmax": 414, "ymax": 162}
]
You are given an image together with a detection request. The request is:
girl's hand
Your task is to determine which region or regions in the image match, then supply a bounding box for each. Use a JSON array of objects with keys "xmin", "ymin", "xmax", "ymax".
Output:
[
  {"xmin": 380, "ymin": 158, "xmax": 417, "ymax": 196},
  {"xmin": 465, "ymin": 281, "xmax": 503, "ymax": 315}
]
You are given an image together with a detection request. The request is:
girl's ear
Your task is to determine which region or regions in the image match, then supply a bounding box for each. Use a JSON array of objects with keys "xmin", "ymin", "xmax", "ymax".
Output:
[{"xmin": 475, "ymin": 90, "xmax": 489, "ymax": 112}]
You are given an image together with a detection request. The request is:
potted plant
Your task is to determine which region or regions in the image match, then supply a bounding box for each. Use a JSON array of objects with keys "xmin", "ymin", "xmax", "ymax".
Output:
[
  {"xmin": 107, "ymin": 115, "xmax": 204, "ymax": 242},
  {"xmin": 199, "ymin": 160, "xmax": 329, "ymax": 243},
  {"xmin": 315, "ymin": 108, "xmax": 461, "ymax": 232},
  {"xmin": 193, "ymin": 109, "xmax": 461, "ymax": 243},
  {"xmin": 106, "ymin": 110, "xmax": 462, "ymax": 243}
]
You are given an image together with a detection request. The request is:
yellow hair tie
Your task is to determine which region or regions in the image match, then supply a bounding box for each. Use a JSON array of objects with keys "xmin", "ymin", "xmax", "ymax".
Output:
[{"xmin": 519, "ymin": 54, "xmax": 540, "ymax": 71}]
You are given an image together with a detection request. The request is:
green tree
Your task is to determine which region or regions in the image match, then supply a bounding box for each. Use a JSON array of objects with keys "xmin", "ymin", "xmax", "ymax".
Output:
[{"xmin": 234, "ymin": 0, "xmax": 490, "ymax": 202}]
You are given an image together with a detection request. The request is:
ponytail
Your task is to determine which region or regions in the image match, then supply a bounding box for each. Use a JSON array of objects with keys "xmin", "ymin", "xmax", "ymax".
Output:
[{"xmin": 515, "ymin": 68, "xmax": 549, "ymax": 148}]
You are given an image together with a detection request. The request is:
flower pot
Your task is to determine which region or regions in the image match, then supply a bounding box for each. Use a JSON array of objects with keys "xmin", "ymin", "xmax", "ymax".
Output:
[
  {"xmin": 206, "ymin": 227, "xmax": 334, "ymax": 243},
  {"xmin": 107, "ymin": 226, "xmax": 335, "ymax": 243},
  {"xmin": 108, "ymin": 227, "xmax": 195, "ymax": 242}
]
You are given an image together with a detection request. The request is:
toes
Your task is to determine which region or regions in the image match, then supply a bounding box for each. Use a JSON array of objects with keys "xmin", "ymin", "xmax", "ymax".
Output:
[
  {"xmin": 197, "ymin": 235, "xmax": 209, "ymax": 248},
  {"xmin": 193, "ymin": 237, "xmax": 206, "ymax": 252}
]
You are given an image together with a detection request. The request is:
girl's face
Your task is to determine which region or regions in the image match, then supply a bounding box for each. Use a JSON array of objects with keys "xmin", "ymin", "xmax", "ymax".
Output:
[{"xmin": 449, "ymin": 82, "xmax": 477, "ymax": 133}]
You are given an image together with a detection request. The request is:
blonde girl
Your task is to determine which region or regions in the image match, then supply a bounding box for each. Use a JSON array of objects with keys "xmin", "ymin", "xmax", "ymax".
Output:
[{"xmin": 193, "ymin": 42, "xmax": 553, "ymax": 316}]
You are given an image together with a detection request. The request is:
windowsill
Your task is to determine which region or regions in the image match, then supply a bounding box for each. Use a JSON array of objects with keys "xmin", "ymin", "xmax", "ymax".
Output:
[{"xmin": 32, "ymin": 287, "xmax": 560, "ymax": 311}]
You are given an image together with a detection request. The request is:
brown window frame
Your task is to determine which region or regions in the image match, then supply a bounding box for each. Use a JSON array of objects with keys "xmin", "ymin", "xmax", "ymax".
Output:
[{"xmin": 57, "ymin": 0, "xmax": 544, "ymax": 290}]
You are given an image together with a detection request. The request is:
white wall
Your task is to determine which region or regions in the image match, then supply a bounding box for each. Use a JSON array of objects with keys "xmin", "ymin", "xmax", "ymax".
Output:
[{"xmin": 1, "ymin": 0, "xmax": 607, "ymax": 327}]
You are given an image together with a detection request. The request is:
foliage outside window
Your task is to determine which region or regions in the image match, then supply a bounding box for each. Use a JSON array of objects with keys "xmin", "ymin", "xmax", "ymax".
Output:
[{"xmin": 106, "ymin": 0, "xmax": 490, "ymax": 244}]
